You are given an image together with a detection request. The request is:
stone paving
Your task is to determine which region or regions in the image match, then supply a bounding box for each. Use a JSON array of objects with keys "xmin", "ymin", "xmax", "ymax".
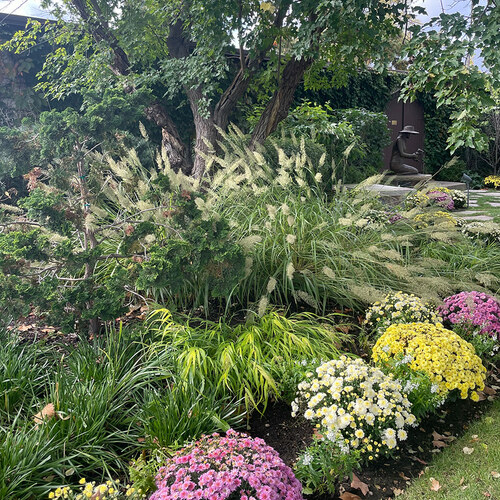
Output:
[{"xmin": 454, "ymin": 189, "xmax": 500, "ymax": 221}]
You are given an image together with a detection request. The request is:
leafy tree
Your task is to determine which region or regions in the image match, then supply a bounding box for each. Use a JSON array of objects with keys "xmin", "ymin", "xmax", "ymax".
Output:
[
  {"xmin": 2, "ymin": 0, "xmax": 417, "ymax": 178},
  {"xmin": 402, "ymin": 0, "xmax": 500, "ymax": 154}
]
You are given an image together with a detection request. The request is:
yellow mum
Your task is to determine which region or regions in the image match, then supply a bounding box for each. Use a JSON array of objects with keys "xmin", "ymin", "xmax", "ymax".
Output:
[{"xmin": 372, "ymin": 322, "xmax": 486, "ymax": 400}]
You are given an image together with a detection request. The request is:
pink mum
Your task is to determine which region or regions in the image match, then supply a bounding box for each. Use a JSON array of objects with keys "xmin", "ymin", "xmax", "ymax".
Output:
[{"xmin": 149, "ymin": 430, "xmax": 303, "ymax": 500}]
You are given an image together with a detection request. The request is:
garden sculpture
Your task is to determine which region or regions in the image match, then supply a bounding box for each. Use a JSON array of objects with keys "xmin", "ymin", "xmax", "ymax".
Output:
[{"xmin": 389, "ymin": 125, "xmax": 424, "ymax": 174}]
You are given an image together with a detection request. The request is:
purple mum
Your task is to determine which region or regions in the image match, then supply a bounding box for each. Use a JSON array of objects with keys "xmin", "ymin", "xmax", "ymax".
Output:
[
  {"xmin": 149, "ymin": 430, "xmax": 304, "ymax": 500},
  {"xmin": 438, "ymin": 292, "xmax": 500, "ymax": 340},
  {"xmin": 427, "ymin": 190, "xmax": 455, "ymax": 211}
]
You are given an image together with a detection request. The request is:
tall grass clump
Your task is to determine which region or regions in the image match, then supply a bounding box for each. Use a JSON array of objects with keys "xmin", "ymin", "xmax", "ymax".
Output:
[
  {"xmin": 0, "ymin": 331, "xmax": 54, "ymax": 423},
  {"xmin": 197, "ymin": 128, "xmax": 500, "ymax": 312},
  {"xmin": 0, "ymin": 326, "xmax": 245, "ymax": 499},
  {"xmin": 148, "ymin": 308, "xmax": 349, "ymax": 411}
]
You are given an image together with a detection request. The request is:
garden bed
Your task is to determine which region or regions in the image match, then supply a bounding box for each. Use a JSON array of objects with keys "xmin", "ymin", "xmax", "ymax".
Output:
[{"xmin": 249, "ymin": 387, "xmax": 497, "ymax": 499}]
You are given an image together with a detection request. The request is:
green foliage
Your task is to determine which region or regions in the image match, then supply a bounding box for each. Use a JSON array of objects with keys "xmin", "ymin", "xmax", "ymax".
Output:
[
  {"xmin": 0, "ymin": 125, "xmax": 39, "ymax": 187},
  {"xmin": 0, "ymin": 331, "xmax": 54, "ymax": 423},
  {"xmin": 268, "ymin": 102, "xmax": 390, "ymax": 184},
  {"xmin": 0, "ymin": 327, "xmax": 167, "ymax": 498},
  {"xmin": 297, "ymin": 71, "xmax": 398, "ymax": 113},
  {"xmin": 148, "ymin": 309, "xmax": 348, "ymax": 412},
  {"xmin": 295, "ymin": 436, "xmax": 362, "ymax": 496},
  {"xmin": 335, "ymin": 108, "xmax": 391, "ymax": 182},
  {"xmin": 138, "ymin": 380, "xmax": 243, "ymax": 449},
  {"xmin": 403, "ymin": 2, "xmax": 500, "ymax": 155},
  {"xmin": 0, "ymin": 324, "xmax": 248, "ymax": 499}
]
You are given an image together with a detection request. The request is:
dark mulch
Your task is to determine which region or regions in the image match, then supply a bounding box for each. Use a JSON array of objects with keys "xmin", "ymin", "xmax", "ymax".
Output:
[{"xmin": 248, "ymin": 384, "xmax": 497, "ymax": 500}]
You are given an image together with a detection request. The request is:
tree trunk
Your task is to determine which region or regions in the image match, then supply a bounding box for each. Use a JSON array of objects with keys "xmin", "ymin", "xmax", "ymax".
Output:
[
  {"xmin": 144, "ymin": 102, "xmax": 192, "ymax": 174},
  {"xmin": 70, "ymin": 0, "xmax": 192, "ymax": 174},
  {"xmin": 187, "ymin": 88, "xmax": 218, "ymax": 179},
  {"xmin": 250, "ymin": 57, "xmax": 312, "ymax": 146}
]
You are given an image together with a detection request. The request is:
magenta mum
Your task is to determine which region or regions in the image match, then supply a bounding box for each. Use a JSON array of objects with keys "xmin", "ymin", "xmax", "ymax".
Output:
[{"xmin": 438, "ymin": 291, "xmax": 500, "ymax": 339}]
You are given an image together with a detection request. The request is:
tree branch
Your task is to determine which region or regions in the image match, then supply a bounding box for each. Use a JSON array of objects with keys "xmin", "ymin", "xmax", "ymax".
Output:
[
  {"xmin": 250, "ymin": 56, "xmax": 313, "ymax": 146},
  {"xmin": 70, "ymin": 0, "xmax": 192, "ymax": 173},
  {"xmin": 213, "ymin": 0, "xmax": 291, "ymax": 130}
]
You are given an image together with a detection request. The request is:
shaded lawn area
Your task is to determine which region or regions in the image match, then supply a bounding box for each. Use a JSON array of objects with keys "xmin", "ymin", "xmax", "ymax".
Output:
[{"xmin": 400, "ymin": 397, "xmax": 500, "ymax": 500}]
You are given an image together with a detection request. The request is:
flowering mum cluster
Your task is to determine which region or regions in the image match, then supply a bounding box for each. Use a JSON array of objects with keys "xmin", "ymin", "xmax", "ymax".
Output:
[
  {"xmin": 406, "ymin": 188, "xmax": 465, "ymax": 211},
  {"xmin": 48, "ymin": 479, "xmax": 142, "ymax": 499},
  {"xmin": 405, "ymin": 190, "xmax": 430, "ymax": 209},
  {"xmin": 413, "ymin": 211, "xmax": 457, "ymax": 227},
  {"xmin": 364, "ymin": 292, "xmax": 440, "ymax": 334},
  {"xmin": 447, "ymin": 189, "xmax": 467, "ymax": 208},
  {"xmin": 292, "ymin": 356, "xmax": 416, "ymax": 461},
  {"xmin": 372, "ymin": 323, "xmax": 486, "ymax": 401},
  {"xmin": 438, "ymin": 291, "xmax": 500, "ymax": 339},
  {"xmin": 149, "ymin": 430, "xmax": 303, "ymax": 500},
  {"xmin": 427, "ymin": 190, "xmax": 454, "ymax": 210},
  {"xmin": 484, "ymin": 175, "xmax": 500, "ymax": 189},
  {"xmin": 457, "ymin": 219, "xmax": 500, "ymax": 244}
]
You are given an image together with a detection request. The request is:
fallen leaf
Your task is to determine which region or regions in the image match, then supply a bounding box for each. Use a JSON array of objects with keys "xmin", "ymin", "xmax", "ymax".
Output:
[
  {"xmin": 483, "ymin": 386, "xmax": 496, "ymax": 395},
  {"xmin": 413, "ymin": 457, "xmax": 428, "ymax": 465},
  {"xmin": 430, "ymin": 478, "xmax": 441, "ymax": 491},
  {"xmin": 463, "ymin": 447, "xmax": 474, "ymax": 454},
  {"xmin": 482, "ymin": 492, "xmax": 491, "ymax": 498},
  {"xmin": 351, "ymin": 473, "xmax": 370, "ymax": 496},
  {"xmin": 399, "ymin": 472, "xmax": 410, "ymax": 481},
  {"xmin": 491, "ymin": 471, "xmax": 500, "ymax": 479},
  {"xmin": 339, "ymin": 493, "xmax": 362, "ymax": 500},
  {"xmin": 18, "ymin": 324, "xmax": 33, "ymax": 332},
  {"xmin": 393, "ymin": 488, "xmax": 403, "ymax": 496},
  {"xmin": 33, "ymin": 403, "xmax": 56, "ymax": 427},
  {"xmin": 432, "ymin": 440, "xmax": 447, "ymax": 448},
  {"xmin": 43, "ymin": 475, "xmax": 55, "ymax": 482},
  {"xmin": 432, "ymin": 431, "xmax": 455, "ymax": 448},
  {"xmin": 418, "ymin": 470, "xmax": 425, "ymax": 478},
  {"xmin": 459, "ymin": 477, "xmax": 465, "ymax": 485},
  {"xmin": 64, "ymin": 468, "xmax": 75, "ymax": 476}
]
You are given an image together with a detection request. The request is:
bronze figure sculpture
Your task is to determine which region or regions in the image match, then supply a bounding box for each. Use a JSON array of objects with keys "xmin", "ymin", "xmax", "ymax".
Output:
[{"xmin": 389, "ymin": 125, "xmax": 424, "ymax": 175}]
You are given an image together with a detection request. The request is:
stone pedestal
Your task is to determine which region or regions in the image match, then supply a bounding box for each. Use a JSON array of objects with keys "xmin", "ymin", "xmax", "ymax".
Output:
[
  {"xmin": 384, "ymin": 173, "xmax": 432, "ymax": 187},
  {"xmin": 428, "ymin": 180, "xmax": 466, "ymax": 191},
  {"xmin": 344, "ymin": 183, "xmax": 414, "ymax": 205}
]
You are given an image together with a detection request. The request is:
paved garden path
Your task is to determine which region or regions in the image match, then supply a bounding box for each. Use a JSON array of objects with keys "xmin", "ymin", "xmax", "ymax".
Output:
[{"xmin": 454, "ymin": 190, "xmax": 500, "ymax": 221}]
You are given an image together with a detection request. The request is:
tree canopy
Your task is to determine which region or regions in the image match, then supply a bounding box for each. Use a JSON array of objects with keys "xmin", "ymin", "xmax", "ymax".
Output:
[
  {"xmin": 3, "ymin": 0, "xmax": 417, "ymax": 177},
  {"xmin": 403, "ymin": 0, "xmax": 499, "ymax": 153}
]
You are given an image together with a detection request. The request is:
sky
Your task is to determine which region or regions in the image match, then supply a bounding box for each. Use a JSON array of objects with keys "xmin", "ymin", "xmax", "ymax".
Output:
[{"xmin": 0, "ymin": 0, "xmax": 54, "ymax": 20}]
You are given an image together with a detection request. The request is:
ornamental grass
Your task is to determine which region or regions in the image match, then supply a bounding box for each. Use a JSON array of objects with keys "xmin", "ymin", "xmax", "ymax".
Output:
[{"xmin": 372, "ymin": 323, "xmax": 486, "ymax": 400}]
